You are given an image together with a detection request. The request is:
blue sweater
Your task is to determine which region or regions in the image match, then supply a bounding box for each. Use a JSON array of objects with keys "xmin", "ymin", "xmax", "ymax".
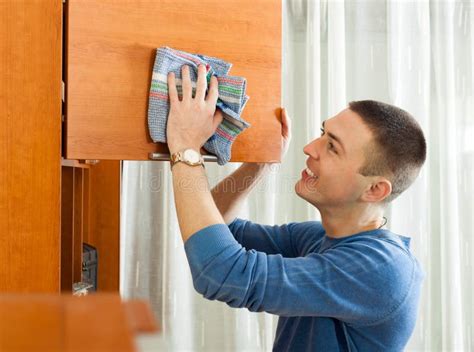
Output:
[{"xmin": 184, "ymin": 218, "xmax": 425, "ymax": 351}]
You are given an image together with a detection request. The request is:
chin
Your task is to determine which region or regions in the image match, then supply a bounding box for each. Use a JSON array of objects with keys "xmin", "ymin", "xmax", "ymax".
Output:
[{"xmin": 295, "ymin": 180, "xmax": 317, "ymax": 206}]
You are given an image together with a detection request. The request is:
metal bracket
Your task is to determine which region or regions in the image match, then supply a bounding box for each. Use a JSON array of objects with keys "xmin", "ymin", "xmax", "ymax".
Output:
[
  {"xmin": 148, "ymin": 152, "xmax": 218, "ymax": 162},
  {"xmin": 72, "ymin": 282, "xmax": 93, "ymax": 296},
  {"xmin": 80, "ymin": 160, "xmax": 100, "ymax": 165}
]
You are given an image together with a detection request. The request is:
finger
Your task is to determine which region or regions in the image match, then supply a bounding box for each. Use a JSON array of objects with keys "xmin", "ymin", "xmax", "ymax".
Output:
[
  {"xmin": 195, "ymin": 64, "xmax": 208, "ymax": 101},
  {"xmin": 181, "ymin": 65, "xmax": 192, "ymax": 100},
  {"xmin": 205, "ymin": 75, "xmax": 219, "ymax": 105},
  {"xmin": 281, "ymin": 108, "xmax": 288, "ymax": 129},
  {"xmin": 167, "ymin": 72, "xmax": 179, "ymax": 105},
  {"xmin": 212, "ymin": 108, "xmax": 224, "ymax": 131},
  {"xmin": 281, "ymin": 108, "xmax": 291, "ymax": 137}
]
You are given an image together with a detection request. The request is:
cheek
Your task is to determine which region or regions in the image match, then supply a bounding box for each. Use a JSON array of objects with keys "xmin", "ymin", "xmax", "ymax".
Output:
[{"xmin": 326, "ymin": 169, "xmax": 358, "ymax": 193}]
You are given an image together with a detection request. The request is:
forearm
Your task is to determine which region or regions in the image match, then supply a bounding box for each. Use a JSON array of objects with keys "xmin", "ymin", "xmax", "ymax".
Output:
[
  {"xmin": 172, "ymin": 162, "xmax": 224, "ymax": 243},
  {"xmin": 211, "ymin": 162, "xmax": 272, "ymax": 224}
]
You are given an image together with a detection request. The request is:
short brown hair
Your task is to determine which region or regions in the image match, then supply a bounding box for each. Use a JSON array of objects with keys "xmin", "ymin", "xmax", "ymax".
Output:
[{"xmin": 348, "ymin": 100, "xmax": 427, "ymax": 205}]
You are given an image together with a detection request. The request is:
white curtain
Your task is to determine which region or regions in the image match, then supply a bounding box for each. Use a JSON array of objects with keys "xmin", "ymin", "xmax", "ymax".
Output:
[{"xmin": 121, "ymin": 1, "xmax": 474, "ymax": 351}]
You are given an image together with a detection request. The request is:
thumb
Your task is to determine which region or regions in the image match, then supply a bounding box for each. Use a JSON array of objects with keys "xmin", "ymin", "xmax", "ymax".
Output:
[{"xmin": 281, "ymin": 108, "xmax": 291, "ymax": 137}]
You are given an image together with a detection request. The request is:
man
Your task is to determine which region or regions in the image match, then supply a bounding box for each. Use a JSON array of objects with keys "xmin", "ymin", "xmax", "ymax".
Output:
[{"xmin": 166, "ymin": 63, "xmax": 426, "ymax": 351}]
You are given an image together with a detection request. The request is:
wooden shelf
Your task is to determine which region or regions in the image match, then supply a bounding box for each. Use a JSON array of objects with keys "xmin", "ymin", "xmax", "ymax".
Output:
[{"xmin": 0, "ymin": 293, "xmax": 160, "ymax": 351}]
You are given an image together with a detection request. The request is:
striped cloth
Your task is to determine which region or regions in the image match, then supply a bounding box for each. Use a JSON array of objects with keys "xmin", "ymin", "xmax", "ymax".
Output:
[{"xmin": 148, "ymin": 46, "xmax": 250, "ymax": 165}]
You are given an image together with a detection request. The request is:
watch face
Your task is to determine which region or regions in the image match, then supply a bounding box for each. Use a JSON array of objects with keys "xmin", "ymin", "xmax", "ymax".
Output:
[{"xmin": 183, "ymin": 149, "xmax": 200, "ymax": 163}]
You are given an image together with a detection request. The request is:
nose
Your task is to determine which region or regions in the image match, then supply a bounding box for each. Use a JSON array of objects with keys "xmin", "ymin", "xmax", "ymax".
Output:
[{"xmin": 303, "ymin": 138, "xmax": 320, "ymax": 159}]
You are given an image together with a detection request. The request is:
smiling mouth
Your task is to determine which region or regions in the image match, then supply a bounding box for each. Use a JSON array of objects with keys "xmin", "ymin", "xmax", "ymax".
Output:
[{"xmin": 304, "ymin": 167, "xmax": 319, "ymax": 180}]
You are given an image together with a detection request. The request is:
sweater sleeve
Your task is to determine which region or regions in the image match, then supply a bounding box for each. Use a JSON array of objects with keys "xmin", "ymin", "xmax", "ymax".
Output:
[
  {"xmin": 184, "ymin": 223, "xmax": 417, "ymax": 326},
  {"xmin": 227, "ymin": 218, "xmax": 325, "ymax": 257}
]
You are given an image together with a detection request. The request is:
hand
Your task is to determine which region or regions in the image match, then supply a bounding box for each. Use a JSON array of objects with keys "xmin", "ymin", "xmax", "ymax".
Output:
[
  {"xmin": 166, "ymin": 64, "xmax": 223, "ymax": 155},
  {"xmin": 253, "ymin": 107, "xmax": 291, "ymax": 168}
]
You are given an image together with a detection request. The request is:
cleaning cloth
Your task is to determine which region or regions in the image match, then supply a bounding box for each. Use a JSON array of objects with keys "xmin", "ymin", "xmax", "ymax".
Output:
[{"xmin": 148, "ymin": 46, "xmax": 251, "ymax": 165}]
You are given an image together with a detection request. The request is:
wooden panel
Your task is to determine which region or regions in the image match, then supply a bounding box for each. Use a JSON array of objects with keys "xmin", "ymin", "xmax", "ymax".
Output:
[
  {"xmin": 87, "ymin": 161, "xmax": 121, "ymax": 291},
  {"xmin": 61, "ymin": 167, "xmax": 74, "ymax": 291},
  {"xmin": 0, "ymin": 293, "xmax": 144, "ymax": 351},
  {"xmin": 65, "ymin": 0, "xmax": 281, "ymax": 162},
  {"xmin": 73, "ymin": 168, "xmax": 84, "ymax": 283},
  {"xmin": 61, "ymin": 158, "xmax": 92, "ymax": 168},
  {"xmin": 62, "ymin": 163, "xmax": 120, "ymax": 292},
  {"xmin": 0, "ymin": 295, "xmax": 63, "ymax": 351},
  {"xmin": 65, "ymin": 294, "xmax": 134, "ymax": 351},
  {"xmin": 83, "ymin": 168, "xmax": 90, "ymax": 244},
  {"xmin": 0, "ymin": 1, "xmax": 62, "ymax": 291}
]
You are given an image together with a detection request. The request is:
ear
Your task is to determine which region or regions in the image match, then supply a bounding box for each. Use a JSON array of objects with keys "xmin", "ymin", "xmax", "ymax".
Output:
[{"xmin": 361, "ymin": 177, "xmax": 392, "ymax": 203}]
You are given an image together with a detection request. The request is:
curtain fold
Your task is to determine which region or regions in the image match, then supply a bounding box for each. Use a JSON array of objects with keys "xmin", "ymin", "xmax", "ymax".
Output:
[
  {"xmin": 121, "ymin": 1, "xmax": 474, "ymax": 350},
  {"xmin": 386, "ymin": 1, "xmax": 433, "ymax": 349},
  {"xmin": 430, "ymin": 3, "xmax": 465, "ymax": 350}
]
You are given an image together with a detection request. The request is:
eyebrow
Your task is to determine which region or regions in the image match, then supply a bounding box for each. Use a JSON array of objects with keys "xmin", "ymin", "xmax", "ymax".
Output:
[{"xmin": 322, "ymin": 120, "xmax": 345, "ymax": 154}]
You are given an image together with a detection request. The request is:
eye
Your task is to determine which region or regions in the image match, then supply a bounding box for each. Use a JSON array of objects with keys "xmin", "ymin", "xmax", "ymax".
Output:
[
  {"xmin": 328, "ymin": 142, "xmax": 337, "ymax": 154},
  {"xmin": 320, "ymin": 127, "xmax": 337, "ymax": 154}
]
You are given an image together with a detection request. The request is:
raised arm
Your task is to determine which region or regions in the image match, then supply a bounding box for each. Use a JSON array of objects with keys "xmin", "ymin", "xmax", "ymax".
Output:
[
  {"xmin": 211, "ymin": 162, "xmax": 272, "ymax": 225},
  {"xmin": 185, "ymin": 223, "xmax": 422, "ymax": 326},
  {"xmin": 212, "ymin": 107, "xmax": 291, "ymax": 224}
]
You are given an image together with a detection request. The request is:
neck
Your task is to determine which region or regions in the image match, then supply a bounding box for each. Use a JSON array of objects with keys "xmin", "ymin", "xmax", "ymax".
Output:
[{"xmin": 319, "ymin": 205, "xmax": 386, "ymax": 239}]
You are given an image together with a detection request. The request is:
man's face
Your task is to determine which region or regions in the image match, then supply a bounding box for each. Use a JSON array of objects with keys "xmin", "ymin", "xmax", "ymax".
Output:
[{"xmin": 295, "ymin": 108, "xmax": 375, "ymax": 208}]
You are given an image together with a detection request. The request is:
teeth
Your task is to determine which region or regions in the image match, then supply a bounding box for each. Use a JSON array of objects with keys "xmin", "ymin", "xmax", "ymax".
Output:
[{"xmin": 306, "ymin": 167, "xmax": 318, "ymax": 179}]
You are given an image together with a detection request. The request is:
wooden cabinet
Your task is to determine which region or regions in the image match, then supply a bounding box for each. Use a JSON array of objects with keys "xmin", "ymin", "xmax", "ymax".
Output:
[
  {"xmin": 64, "ymin": 0, "xmax": 282, "ymax": 162},
  {"xmin": 0, "ymin": 293, "xmax": 159, "ymax": 351},
  {"xmin": 1, "ymin": 0, "xmax": 62, "ymax": 292},
  {"xmin": 61, "ymin": 161, "xmax": 120, "ymax": 292},
  {"xmin": 2, "ymin": 0, "xmax": 282, "ymax": 292}
]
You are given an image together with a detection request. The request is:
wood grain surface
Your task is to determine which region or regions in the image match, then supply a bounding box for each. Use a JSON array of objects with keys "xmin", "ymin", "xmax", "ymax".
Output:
[
  {"xmin": 0, "ymin": 293, "xmax": 153, "ymax": 351},
  {"xmin": 0, "ymin": 0, "xmax": 62, "ymax": 291},
  {"xmin": 65, "ymin": 0, "xmax": 282, "ymax": 162},
  {"xmin": 87, "ymin": 161, "xmax": 121, "ymax": 291},
  {"xmin": 61, "ymin": 161, "xmax": 120, "ymax": 293}
]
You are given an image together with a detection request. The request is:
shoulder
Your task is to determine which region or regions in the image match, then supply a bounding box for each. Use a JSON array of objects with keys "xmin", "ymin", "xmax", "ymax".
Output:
[
  {"xmin": 228, "ymin": 218, "xmax": 326, "ymax": 256},
  {"xmin": 324, "ymin": 232, "xmax": 425, "ymax": 325},
  {"xmin": 228, "ymin": 217, "xmax": 325, "ymax": 238},
  {"xmin": 327, "ymin": 230, "xmax": 415, "ymax": 263},
  {"xmin": 286, "ymin": 220, "xmax": 325, "ymax": 235},
  {"xmin": 283, "ymin": 221, "xmax": 326, "ymax": 255}
]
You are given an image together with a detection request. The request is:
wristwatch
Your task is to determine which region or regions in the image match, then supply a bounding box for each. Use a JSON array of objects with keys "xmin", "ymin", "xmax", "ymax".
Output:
[{"xmin": 170, "ymin": 148, "xmax": 205, "ymax": 169}]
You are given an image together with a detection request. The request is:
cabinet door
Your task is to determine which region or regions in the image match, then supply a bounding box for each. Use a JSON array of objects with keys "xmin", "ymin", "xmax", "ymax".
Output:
[{"xmin": 65, "ymin": 0, "xmax": 281, "ymax": 162}]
